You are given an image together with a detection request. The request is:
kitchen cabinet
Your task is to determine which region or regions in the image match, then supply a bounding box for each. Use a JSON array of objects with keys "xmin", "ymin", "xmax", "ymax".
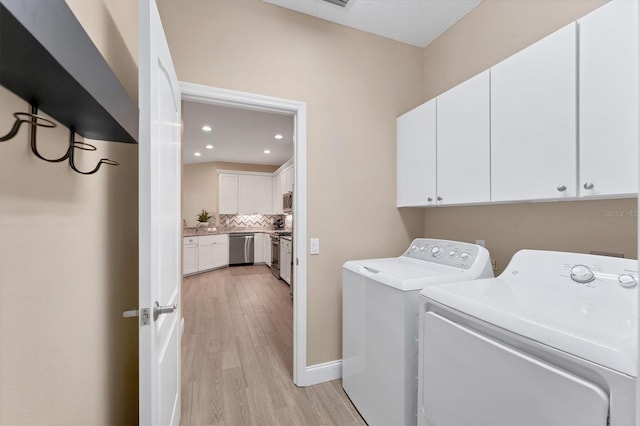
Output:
[
  {"xmin": 238, "ymin": 175, "xmax": 272, "ymax": 214},
  {"xmin": 490, "ymin": 23, "xmax": 577, "ymax": 202},
  {"xmin": 578, "ymin": 0, "xmax": 638, "ymax": 198},
  {"xmin": 436, "ymin": 70, "xmax": 490, "ymax": 205},
  {"xmin": 284, "ymin": 166, "xmax": 294, "ymax": 193},
  {"xmin": 280, "ymin": 238, "xmax": 292, "ymax": 285},
  {"xmin": 183, "ymin": 237, "xmax": 198, "ymax": 275},
  {"xmin": 254, "ymin": 233, "xmax": 265, "ymax": 264},
  {"xmin": 264, "ymin": 234, "xmax": 272, "ymax": 267},
  {"xmin": 219, "ymin": 174, "xmax": 239, "ymax": 214},
  {"xmin": 397, "ymin": 99, "xmax": 436, "ymax": 207},
  {"xmin": 197, "ymin": 234, "xmax": 229, "ymax": 271}
]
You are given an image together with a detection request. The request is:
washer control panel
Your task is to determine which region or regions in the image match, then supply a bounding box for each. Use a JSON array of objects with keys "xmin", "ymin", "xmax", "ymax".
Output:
[{"xmin": 403, "ymin": 238, "xmax": 481, "ymax": 270}]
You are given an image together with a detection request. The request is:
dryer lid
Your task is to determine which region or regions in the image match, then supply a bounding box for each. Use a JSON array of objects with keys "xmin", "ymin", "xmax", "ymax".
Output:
[{"xmin": 421, "ymin": 249, "xmax": 638, "ymax": 377}]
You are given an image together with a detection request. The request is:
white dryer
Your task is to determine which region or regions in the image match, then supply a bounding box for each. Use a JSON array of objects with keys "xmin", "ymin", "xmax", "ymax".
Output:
[
  {"xmin": 418, "ymin": 250, "xmax": 637, "ymax": 426},
  {"xmin": 342, "ymin": 238, "xmax": 493, "ymax": 426}
]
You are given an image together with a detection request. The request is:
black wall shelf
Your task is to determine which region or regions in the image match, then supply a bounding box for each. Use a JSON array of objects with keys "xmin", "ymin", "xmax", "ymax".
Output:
[{"xmin": 0, "ymin": 0, "xmax": 138, "ymax": 144}]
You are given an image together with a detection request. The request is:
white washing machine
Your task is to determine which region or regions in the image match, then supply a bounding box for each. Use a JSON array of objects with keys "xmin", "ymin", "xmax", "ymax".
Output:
[
  {"xmin": 418, "ymin": 250, "xmax": 637, "ymax": 426},
  {"xmin": 342, "ymin": 238, "xmax": 493, "ymax": 426}
]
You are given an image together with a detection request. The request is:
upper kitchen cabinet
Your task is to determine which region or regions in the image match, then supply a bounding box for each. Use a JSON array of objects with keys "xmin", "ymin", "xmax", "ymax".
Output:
[
  {"xmin": 578, "ymin": 0, "xmax": 638, "ymax": 198},
  {"xmin": 219, "ymin": 174, "xmax": 239, "ymax": 214},
  {"xmin": 491, "ymin": 23, "xmax": 577, "ymax": 202},
  {"xmin": 397, "ymin": 99, "xmax": 436, "ymax": 207},
  {"xmin": 0, "ymin": 0, "xmax": 137, "ymax": 143},
  {"xmin": 436, "ymin": 71, "xmax": 490, "ymax": 205},
  {"xmin": 238, "ymin": 174, "xmax": 272, "ymax": 214}
]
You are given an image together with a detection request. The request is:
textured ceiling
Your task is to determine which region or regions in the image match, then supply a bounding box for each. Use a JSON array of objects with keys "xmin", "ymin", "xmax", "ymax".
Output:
[
  {"xmin": 262, "ymin": 0, "xmax": 482, "ymax": 47},
  {"xmin": 183, "ymin": 102, "xmax": 294, "ymax": 166}
]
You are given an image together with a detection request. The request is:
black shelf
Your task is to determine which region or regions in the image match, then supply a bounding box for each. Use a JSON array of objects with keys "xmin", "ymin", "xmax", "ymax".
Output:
[{"xmin": 0, "ymin": 0, "xmax": 138, "ymax": 144}]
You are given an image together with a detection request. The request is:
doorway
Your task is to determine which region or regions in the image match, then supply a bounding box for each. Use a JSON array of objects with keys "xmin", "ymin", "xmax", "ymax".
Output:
[{"xmin": 180, "ymin": 81, "xmax": 308, "ymax": 385}]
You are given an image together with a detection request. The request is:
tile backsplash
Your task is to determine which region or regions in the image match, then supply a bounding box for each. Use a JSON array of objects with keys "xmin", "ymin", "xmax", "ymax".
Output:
[{"xmin": 220, "ymin": 214, "xmax": 285, "ymax": 229}]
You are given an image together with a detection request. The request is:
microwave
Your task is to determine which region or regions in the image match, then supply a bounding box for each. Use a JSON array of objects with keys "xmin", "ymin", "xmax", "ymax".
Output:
[{"xmin": 283, "ymin": 191, "xmax": 293, "ymax": 213}]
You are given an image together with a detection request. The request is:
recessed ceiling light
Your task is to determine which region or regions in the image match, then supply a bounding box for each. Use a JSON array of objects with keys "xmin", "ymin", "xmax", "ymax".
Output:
[
  {"xmin": 264, "ymin": 150, "xmax": 271, "ymax": 154},
  {"xmin": 205, "ymin": 144, "xmax": 213, "ymax": 149},
  {"xmin": 194, "ymin": 152, "xmax": 201, "ymax": 157},
  {"xmin": 274, "ymin": 134, "xmax": 283, "ymax": 140},
  {"xmin": 202, "ymin": 125, "xmax": 212, "ymax": 132}
]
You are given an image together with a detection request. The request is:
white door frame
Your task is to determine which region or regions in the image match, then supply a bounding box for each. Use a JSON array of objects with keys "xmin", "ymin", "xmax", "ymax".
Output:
[{"xmin": 180, "ymin": 82, "xmax": 309, "ymax": 385}]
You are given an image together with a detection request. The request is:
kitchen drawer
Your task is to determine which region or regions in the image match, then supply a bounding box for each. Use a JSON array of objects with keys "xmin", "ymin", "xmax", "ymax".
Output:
[
  {"xmin": 183, "ymin": 236, "xmax": 197, "ymax": 245},
  {"xmin": 198, "ymin": 234, "xmax": 228, "ymax": 245}
]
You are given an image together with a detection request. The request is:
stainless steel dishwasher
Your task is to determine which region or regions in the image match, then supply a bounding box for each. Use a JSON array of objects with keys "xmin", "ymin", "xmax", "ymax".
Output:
[{"xmin": 229, "ymin": 233, "xmax": 254, "ymax": 265}]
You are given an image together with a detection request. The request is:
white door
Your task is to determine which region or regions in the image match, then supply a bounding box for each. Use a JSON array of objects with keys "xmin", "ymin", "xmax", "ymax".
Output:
[
  {"xmin": 396, "ymin": 99, "xmax": 436, "ymax": 207},
  {"xmin": 436, "ymin": 70, "xmax": 491, "ymax": 205},
  {"xmin": 578, "ymin": 0, "xmax": 639, "ymax": 198},
  {"xmin": 491, "ymin": 23, "xmax": 577, "ymax": 202},
  {"xmin": 139, "ymin": 1, "xmax": 182, "ymax": 424}
]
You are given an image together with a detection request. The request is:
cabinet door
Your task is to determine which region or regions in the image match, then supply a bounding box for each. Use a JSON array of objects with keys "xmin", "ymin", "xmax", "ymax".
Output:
[
  {"xmin": 219, "ymin": 174, "xmax": 238, "ymax": 214},
  {"xmin": 211, "ymin": 240, "xmax": 228, "ymax": 269},
  {"xmin": 264, "ymin": 236, "xmax": 271, "ymax": 266},
  {"xmin": 272, "ymin": 174, "xmax": 281, "ymax": 214},
  {"xmin": 397, "ymin": 99, "xmax": 436, "ymax": 207},
  {"xmin": 285, "ymin": 166, "xmax": 294, "ymax": 192},
  {"xmin": 183, "ymin": 244, "xmax": 197, "ymax": 275},
  {"xmin": 254, "ymin": 233, "xmax": 264, "ymax": 263},
  {"xmin": 491, "ymin": 24, "xmax": 577, "ymax": 202},
  {"xmin": 197, "ymin": 243, "xmax": 215, "ymax": 271},
  {"xmin": 579, "ymin": 0, "xmax": 638, "ymax": 197},
  {"xmin": 238, "ymin": 175, "xmax": 272, "ymax": 214},
  {"xmin": 436, "ymin": 71, "xmax": 490, "ymax": 205}
]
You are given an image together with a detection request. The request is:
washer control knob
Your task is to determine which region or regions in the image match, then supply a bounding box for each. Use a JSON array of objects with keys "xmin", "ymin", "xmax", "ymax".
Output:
[
  {"xmin": 410, "ymin": 245, "xmax": 418, "ymax": 252},
  {"xmin": 448, "ymin": 250, "xmax": 458, "ymax": 258},
  {"xmin": 460, "ymin": 253, "xmax": 471, "ymax": 260},
  {"xmin": 618, "ymin": 274, "xmax": 637, "ymax": 288},
  {"xmin": 419, "ymin": 246, "xmax": 426, "ymax": 252},
  {"xmin": 570, "ymin": 265, "xmax": 595, "ymax": 283},
  {"xmin": 431, "ymin": 246, "xmax": 442, "ymax": 257}
]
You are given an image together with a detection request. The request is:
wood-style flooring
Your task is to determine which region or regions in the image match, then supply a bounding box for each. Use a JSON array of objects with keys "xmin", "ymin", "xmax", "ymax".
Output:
[{"xmin": 181, "ymin": 264, "xmax": 366, "ymax": 425}]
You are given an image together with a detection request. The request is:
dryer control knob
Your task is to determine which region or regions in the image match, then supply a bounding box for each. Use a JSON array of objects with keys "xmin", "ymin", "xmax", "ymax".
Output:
[
  {"xmin": 618, "ymin": 274, "xmax": 637, "ymax": 288},
  {"xmin": 419, "ymin": 246, "xmax": 426, "ymax": 252},
  {"xmin": 460, "ymin": 253, "xmax": 471, "ymax": 260},
  {"xmin": 431, "ymin": 246, "xmax": 442, "ymax": 257},
  {"xmin": 410, "ymin": 245, "xmax": 418, "ymax": 252},
  {"xmin": 570, "ymin": 265, "xmax": 595, "ymax": 283},
  {"xmin": 448, "ymin": 250, "xmax": 458, "ymax": 258}
]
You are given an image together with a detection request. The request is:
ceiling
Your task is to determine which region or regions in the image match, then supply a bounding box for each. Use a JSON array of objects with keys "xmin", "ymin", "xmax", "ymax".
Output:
[
  {"xmin": 182, "ymin": 101, "xmax": 294, "ymax": 166},
  {"xmin": 262, "ymin": 0, "xmax": 482, "ymax": 48}
]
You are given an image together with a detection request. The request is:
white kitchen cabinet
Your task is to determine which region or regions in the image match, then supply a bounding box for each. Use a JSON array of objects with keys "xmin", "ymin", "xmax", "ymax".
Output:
[
  {"xmin": 578, "ymin": 0, "xmax": 638, "ymax": 198},
  {"xmin": 238, "ymin": 175, "xmax": 272, "ymax": 214},
  {"xmin": 254, "ymin": 233, "xmax": 265, "ymax": 264},
  {"xmin": 219, "ymin": 174, "xmax": 239, "ymax": 214},
  {"xmin": 436, "ymin": 70, "xmax": 491, "ymax": 205},
  {"xmin": 491, "ymin": 23, "xmax": 577, "ymax": 202},
  {"xmin": 183, "ymin": 237, "xmax": 198, "ymax": 275},
  {"xmin": 284, "ymin": 166, "xmax": 294, "ymax": 193},
  {"xmin": 264, "ymin": 234, "xmax": 271, "ymax": 267},
  {"xmin": 280, "ymin": 238, "xmax": 292, "ymax": 285},
  {"xmin": 196, "ymin": 234, "xmax": 229, "ymax": 272},
  {"xmin": 397, "ymin": 99, "xmax": 436, "ymax": 207}
]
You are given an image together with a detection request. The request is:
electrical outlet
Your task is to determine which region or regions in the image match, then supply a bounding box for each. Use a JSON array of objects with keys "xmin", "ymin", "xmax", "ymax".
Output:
[{"xmin": 491, "ymin": 259, "xmax": 497, "ymax": 271}]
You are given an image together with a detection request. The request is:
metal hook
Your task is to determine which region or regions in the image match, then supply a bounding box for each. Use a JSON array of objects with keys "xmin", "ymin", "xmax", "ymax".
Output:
[
  {"xmin": 67, "ymin": 131, "xmax": 120, "ymax": 175},
  {"xmin": 1, "ymin": 108, "xmax": 56, "ymax": 142},
  {"xmin": 28, "ymin": 105, "xmax": 76, "ymax": 162}
]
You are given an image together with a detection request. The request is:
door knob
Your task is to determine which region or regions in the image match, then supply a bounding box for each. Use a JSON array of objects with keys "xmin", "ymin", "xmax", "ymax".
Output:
[
  {"xmin": 154, "ymin": 301, "xmax": 178, "ymax": 321},
  {"xmin": 556, "ymin": 185, "xmax": 567, "ymax": 192},
  {"xmin": 583, "ymin": 182, "xmax": 594, "ymax": 190}
]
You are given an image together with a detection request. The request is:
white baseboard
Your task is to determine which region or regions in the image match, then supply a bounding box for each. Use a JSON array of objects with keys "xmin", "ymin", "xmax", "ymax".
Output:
[{"xmin": 298, "ymin": 359, "xmax": 342, "ymax": 387}]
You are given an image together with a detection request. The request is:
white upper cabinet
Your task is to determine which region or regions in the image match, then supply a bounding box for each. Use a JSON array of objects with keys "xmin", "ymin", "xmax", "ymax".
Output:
[
  {"xmin": 436, "ymin": 70, "xmax": 491, "ymax": 205},
  {"xmin": 397, "ymin": 99, "xmax": 436, "ymax": 207},
  {"xmin": 238, "ymin": 175, "xmax": 273, "ymax": 214},
  {"xmin": 491, "ymin": 23, "xmax": 577, "ymax": 202},
  {"xmin": 219, "ymin": 173, "xmax": 239, "ymax": 214},
  {"xmin": 578, "ymin": 0, "xmax": 638, "ymax": 198}
]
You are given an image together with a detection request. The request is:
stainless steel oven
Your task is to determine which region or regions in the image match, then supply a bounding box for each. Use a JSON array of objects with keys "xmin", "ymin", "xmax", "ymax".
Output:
[{"xmin": 270, "ymin": 235, "xmax": 280, "ymax": 278}]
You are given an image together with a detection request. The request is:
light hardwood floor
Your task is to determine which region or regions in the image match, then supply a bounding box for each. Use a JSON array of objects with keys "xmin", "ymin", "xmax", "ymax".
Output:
[{"xmin": 181, "ymin": 264, "xmax": 366, "ymax": 425}]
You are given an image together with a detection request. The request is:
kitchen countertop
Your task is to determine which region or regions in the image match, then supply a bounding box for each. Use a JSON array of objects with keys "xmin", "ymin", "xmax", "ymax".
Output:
[{"xmin": 183, "ymin": 228, "xmax": 289, "ymax": 237}]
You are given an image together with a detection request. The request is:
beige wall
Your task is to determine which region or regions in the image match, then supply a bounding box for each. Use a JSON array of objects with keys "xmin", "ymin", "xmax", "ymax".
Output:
[
  {"xmin": 0, "ymin": 3, "xmax": 138, "ymax": 424},
  {"xmin": 421, "ymin": 0, "xmax": 636, "ymax": 273},
  {"xmin": 183, "ymin": 161, "xmax": 278, "ymax": 227},
  {"xmin": 158, "ymin": 0, "xmax": 426, "ymax": 364}
]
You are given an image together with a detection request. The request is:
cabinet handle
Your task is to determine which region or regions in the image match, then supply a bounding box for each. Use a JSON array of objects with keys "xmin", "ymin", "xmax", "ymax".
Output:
[
  {"xmin": 427, "ymin": 197, "xmax": 433, "ymax": 202},
  {"xmin": 437, "ymin": 196, "xmax": 443, "ymax": 201},
  {"xmin": 556, "ymin": 185, "xmax": 567, "ymax": 192},
  {"xmin": 583, "ymin": 182, "xmax": 594, "ymax": 190}
]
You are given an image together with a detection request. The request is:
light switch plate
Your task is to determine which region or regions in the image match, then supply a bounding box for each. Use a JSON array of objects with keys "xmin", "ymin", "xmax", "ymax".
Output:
[{"xmin": 310, "ymin": 238, "xmax": 320, "ymax": 255}]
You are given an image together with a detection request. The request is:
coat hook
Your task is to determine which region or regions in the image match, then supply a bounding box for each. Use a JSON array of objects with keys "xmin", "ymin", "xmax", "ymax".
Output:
[
  {"xmin": 67, "ymin": 131, "xmax": 120, "ymax": 175},
  {"xmin": 1, "ymin": 108, "xmax": 56, "ymax": 142},
  {"xmin": 28, "ymin": 105, "xmax": 75, "ymax": 162}
]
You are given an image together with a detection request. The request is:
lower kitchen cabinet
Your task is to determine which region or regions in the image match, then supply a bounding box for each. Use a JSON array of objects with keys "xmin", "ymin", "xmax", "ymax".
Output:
[
  {"xmin": 264, "ymin": 234, "xmax": 271, "ymax": 267},
  {"xmin": 280, "ymin": 238, "xmax": 292, "ymax": 285},
  {"xmin": 254, "ymin": 233, "xmax": 265, "ymax": 264},
  {"xmin": 183, "ymin": 234, "xmax": 229, "ymax": 276}
]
